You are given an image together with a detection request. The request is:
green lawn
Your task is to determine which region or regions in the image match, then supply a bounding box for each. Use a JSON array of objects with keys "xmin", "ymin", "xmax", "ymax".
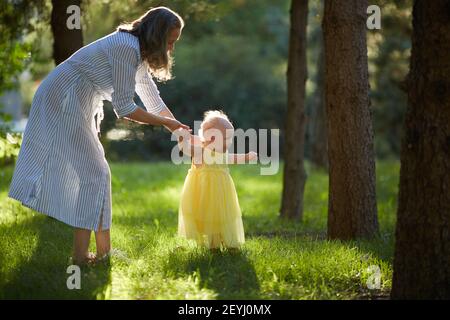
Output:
[{"xmin": 0, "ymin": 160, "xmax": 399, "ymax": 299}]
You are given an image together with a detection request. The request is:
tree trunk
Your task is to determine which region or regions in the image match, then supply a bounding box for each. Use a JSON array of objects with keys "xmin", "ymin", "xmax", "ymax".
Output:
[
  {"xmin": 51, "ymin": 0, "xmax": 83, "ymax": 65},
  {"xmin": 323, "ymin": 0, "xmax": 378, "ymax": 239},
  {"xmin": 391, "ymin": 0, "xmax": 450, "ymax": 299},
  {"xmin": 280, "ymin": 0, "xmax": 308, "ymax": 220},
  {"xmin": 310, "ymin": 36, "xmax": 328, "ymax": 170}
]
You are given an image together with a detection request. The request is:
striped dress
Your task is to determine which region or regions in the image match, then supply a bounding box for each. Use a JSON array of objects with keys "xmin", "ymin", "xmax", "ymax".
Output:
[{"xmin": 8, "ymin": 31, "xmax": 167, "ymax": 231}]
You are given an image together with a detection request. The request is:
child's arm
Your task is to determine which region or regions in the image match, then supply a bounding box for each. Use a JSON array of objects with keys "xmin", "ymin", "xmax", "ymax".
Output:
[
  {"xmin": 190, "ymin": 134, "xmax": 202, "ymax": 147},
  {"xmin": 172, "ymin": 128, "xmax": 202, "ymax": 158},
  {"xmin": 228, "ymin": 151, "xmax": 258, "ymax": 164}
]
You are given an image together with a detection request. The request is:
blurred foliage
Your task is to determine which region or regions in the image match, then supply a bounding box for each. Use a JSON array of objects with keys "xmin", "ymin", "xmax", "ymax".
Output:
[
  {"xmin": 0, "ymin": 0, "xmax": 48, "ymax": 93},
  {"xmin": 305, "ymin": 0, "xmax": 412, "ymax": 159},
  {"xmin": 0, "ymin": 105, "xmax": 22, "ymax": 167},
  {"xmin": 93, "ymin": 0, "xmax": 291, "ymax": 161},
  {"xmin": 0, "ymin": 0, "xmax": 48, "ymax": 166},
  {"xmin": 1, "ymin": 0, "xmax": 413, "ymax": 162},
  {"xmin": 0, "ymin": 131, "xmax": 22, "ymax": 167},
  {"xmin": 304, "ymin": 0, "xmax": 325, "ymax": 159},
  {"xmin": 368, "ymin": 0, "xmax": 412, "ymax": 158}
]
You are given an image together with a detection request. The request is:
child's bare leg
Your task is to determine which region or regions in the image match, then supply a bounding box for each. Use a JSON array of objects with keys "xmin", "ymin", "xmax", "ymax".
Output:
[
  {"xmin": 95, "ymin": 215, "xmax": 111, "ymax": 258},
  {"xmin": 73, "ymin": 228, "xmax": 94, "ymax": 264}
]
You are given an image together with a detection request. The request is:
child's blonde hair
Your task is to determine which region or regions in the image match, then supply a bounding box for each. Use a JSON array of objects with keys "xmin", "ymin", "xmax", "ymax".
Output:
[
  {"xmin": 199, "ymin": 110, "xmax": 234, "ymax": 151},
  {"xmin": 202, "ymin": 110, "xmax": 231, "ymax": 124}
]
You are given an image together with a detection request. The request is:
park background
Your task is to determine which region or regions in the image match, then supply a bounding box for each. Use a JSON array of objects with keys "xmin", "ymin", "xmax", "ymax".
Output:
[{"xmin": 1, "ymin": 0, "xmax": 438, "ymax": 300}]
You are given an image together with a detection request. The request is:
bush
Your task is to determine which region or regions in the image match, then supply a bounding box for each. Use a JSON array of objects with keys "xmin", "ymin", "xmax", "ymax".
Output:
[{"xmin": 0, "ymin": 118, "xmax": 22, "ymax": 167}]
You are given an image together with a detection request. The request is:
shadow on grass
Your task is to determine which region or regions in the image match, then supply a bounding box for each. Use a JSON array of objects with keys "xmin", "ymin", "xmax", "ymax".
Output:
[
  {"xmin": 245, "ymin": 227, "xmax": 394, "ymax": 300},
  {"xmin": 244, "ymin": 210, "xmax": 394, "ymax": 263},
  {"xmin": 247, "ymin": 231, "xmax": 394, "ymax": 262},
  {"xmin": 0, "ymin": 214, "xmax": 111, "ymax": 299},
  {"xmin": 163, "ymin": 248, "xmax": 261, "ymax": 299}
]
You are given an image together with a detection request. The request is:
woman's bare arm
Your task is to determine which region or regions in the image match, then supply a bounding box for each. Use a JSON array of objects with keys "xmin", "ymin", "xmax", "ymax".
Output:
[
  {"xmin": 158, "ymin": 106, "xmax": 175, "ymax": 119},
  {"xmin": 125, "ymin": 107, "xmax": 190, "ymax": 132},
  {"xmin": 158, "ymin": 106, "xmax": 187, "ymax": 133}
]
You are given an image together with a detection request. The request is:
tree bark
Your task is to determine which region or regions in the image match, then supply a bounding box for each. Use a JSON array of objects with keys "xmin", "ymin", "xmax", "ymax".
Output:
[
  {"xmin": 280, "ymin": 0, "xmax": 308, "ymax": 220},
  {"xmin": 323, "ymin": 0, "xmax": 378, "ymax": 239},
  {"xmin": 51, "ymin": 0, "xmax": 83, "ymax": 65},
  {"xmin": 391, "ymin": 0, "xmax": 450, "ymax": 299}
]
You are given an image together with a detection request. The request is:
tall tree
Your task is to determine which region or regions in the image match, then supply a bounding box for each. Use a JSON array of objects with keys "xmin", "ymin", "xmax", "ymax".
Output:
[
  {"xmin": 280, "ymin": 0, "xmax": 308, "ymax": 220},
  {"xmin": 391, "ymin": 0, "xmax": 450, "ymax": 299},
  {"xmin": 51, "ymin": 0, "xmax": 84, "ymax": 65},
  {"xmin": 323, "ymin": 0, "xmax": 378, "ymax": 239}
]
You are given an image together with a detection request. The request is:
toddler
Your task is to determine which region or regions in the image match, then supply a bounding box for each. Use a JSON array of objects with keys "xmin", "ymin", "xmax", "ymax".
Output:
[{"xmin": 174, "ymin": 110, "xmax": 257, "ymax": 249}]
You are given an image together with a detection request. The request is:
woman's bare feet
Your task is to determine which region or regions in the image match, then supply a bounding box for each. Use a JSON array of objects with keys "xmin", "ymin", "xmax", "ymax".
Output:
[
  {"xmin": 95, "ymin": 252, "xmax": 111, "ymax": 266},
  {"xmin": 73, "ymin": 228, "xmax": 94, "ymax": 265},
  {"xmin": 72, "ymin": 252, "xmax": 97, "ymax": 266}
]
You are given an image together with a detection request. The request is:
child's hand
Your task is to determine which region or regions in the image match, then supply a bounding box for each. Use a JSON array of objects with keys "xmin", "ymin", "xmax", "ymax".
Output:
[
  {"xmin": 173, "ymin": 127, "xmax": 191, "ymax": 143},
  {"xmin": 247, "ymin": 151, "xmax": 258, "ymax": 162}
]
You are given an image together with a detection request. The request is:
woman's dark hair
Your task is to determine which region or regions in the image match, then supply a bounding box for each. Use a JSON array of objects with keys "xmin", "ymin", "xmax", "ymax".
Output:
[{"xmin": 117, "ymin": 6, "xmax": 184, "ymax": 82}]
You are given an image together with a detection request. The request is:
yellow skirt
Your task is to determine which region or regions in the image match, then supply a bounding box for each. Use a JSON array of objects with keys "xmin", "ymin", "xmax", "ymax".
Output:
[{"xmin": 178, "ymin": 165, "xmax": 245, "ymax": 249}]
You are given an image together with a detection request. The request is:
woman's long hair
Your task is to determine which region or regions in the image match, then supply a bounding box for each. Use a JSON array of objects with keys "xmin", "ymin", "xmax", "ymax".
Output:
[{"xmin": 117, "ymin": 7, "xmax": 184, "ymax": 82}]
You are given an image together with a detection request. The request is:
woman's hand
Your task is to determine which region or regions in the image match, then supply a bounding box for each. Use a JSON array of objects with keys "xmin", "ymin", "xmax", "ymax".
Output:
[{"xmin": 163, "ymin": 117, "xmax": 191, "ymax": 132}]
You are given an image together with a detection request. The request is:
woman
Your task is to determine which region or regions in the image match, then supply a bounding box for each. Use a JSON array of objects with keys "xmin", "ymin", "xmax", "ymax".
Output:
[{"xmin": 8, "ymin": 7, "xmax": 188, "ymax": 265}]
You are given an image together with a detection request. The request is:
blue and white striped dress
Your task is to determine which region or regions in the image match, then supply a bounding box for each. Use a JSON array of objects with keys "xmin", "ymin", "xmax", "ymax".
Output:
[{"xmin": 8, "ymin": 31, "xmax": 167, "ymax": 231}]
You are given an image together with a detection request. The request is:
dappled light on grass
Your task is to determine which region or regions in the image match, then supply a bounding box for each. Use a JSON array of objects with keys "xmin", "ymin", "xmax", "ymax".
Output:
[
  {"xmin": 162, "ymin": 244, "xmax": 260, "ymax": 299},
  {"xmin": 0, "ymin": 160, "xmax": 398, "ymax": 299},
  {"xmin": 244, "ymin": 237, "xmax": 391, "ymax": 299},
  {"xmin": 0, "ymin": 212, "xmax": 112, "ymax": 299}
]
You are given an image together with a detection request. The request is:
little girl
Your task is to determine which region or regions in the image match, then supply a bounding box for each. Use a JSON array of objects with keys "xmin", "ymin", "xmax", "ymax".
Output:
[{"xmin": 174, "ymin": 110, "xmax": 257, "ymax": 249}]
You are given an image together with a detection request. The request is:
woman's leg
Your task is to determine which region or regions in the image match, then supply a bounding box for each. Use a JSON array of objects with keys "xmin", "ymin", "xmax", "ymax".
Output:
[
  {"xmin": 95, "ymin": 214, "xmax": 111, "ymax": 258},
  {"xmin": 73, "ymin": 228, "xmax": 94, "ymax": 264},
  {"xmin": 95, "ymin": 230, "xmax": 111, "ymax": 258}
]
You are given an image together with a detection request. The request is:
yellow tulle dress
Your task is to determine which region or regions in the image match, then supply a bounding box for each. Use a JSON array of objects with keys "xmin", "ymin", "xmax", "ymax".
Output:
[{"xmin": 178, "ymin": 148, "xmax": 245, "ymax": 249}]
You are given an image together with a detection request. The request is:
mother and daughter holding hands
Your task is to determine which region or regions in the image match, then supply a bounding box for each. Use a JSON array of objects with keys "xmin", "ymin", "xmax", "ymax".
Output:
[{"xmin": 8, "ymin": 7, "xmax": 257, "ymax": 265}]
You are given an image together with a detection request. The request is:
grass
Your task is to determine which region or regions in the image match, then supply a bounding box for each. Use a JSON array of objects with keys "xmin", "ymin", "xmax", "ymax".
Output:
[{"xmin": 0, "ymin": 160, "xmax": 399, "ymax": 299}]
